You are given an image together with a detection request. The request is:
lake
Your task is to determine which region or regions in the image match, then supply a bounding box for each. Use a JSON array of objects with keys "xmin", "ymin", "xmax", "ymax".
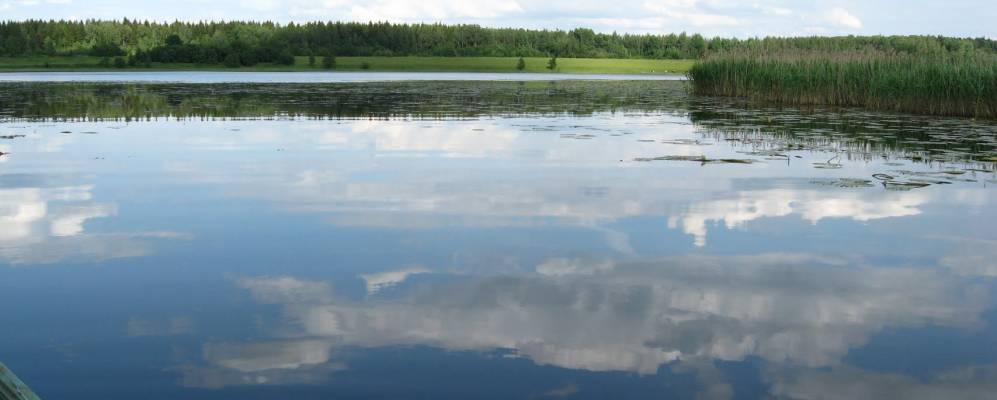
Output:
[
  {"xmin": 1, "ymin": 77, "xmax": 996, "ymax": 399},
  {"xmin": 0, "ymin": 71, "xmax": 685, "ymax": 83}
]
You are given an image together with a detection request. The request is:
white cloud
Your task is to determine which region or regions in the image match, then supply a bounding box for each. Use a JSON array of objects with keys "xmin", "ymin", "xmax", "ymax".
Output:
[
  {"xmin": 0, "ymin": 181, "xmax": 187, "ymax": 265},
  {"xmin": 233, "ymin": 253, "xmax": 986, "ymax": 374},
  {"xmin": 49, "ymin": 204, "xmax": 116, "ymax": 237},
  {"xmin": 347, "ymin": 0, "xmax": 524, "ymax": 22},
  {"xmin": 767, "ymin": 364, "xmax": 997, "ymax": 400},
  {"xmin": 760, "ymin": 6, "xmax": 792, "ymax": 16},
  {"xmin": 825, "ymin": 7, "xmax": 863, "ymax": 29},
  {"xmin": 178, "ymin": 340, "xmax": 347, "ymax": 388},
  {"xmin": 204, "ymin": 340, "xmax": 334, "ymax": 372},
  {"xmin": 360, "ymin": 266, "xmax": 430, "ymax": 295},
  {"xmin": 240, "ymin": 0, "xmax": 281, "ymax": 11},
  {"xmin": 668, "ymin": 188, "xmax": 926, "ymax": 247}
]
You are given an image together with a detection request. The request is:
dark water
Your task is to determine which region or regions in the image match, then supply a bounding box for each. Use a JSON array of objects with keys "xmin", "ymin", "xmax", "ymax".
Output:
[
  {"xmin": 1, "ymin": 80, "xmax": 996, "ymax": 399},
  {"xmin": 0, "ymin": 71, "xmax": 685, "ymax": 83}
]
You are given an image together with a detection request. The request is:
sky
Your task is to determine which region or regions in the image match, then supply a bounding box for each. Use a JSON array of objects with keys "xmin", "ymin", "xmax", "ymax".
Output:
[{"xmin": 0, "ymin": 0, "xmax": 994, "ymax": 38}]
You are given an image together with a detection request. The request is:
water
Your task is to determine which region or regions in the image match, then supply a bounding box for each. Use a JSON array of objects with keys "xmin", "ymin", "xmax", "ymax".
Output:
[
  {"xmin": 1, "ymin": 79, "xmax": 996, "ymax": 399},
  {"xmin": 0, "ymin": 71, "xmax": 685, "ymax": 83}
]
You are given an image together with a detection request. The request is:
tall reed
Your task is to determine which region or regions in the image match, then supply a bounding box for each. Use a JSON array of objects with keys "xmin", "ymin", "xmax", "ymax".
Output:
[{"xmin": 688, "ymin": 49, "xmax": 997, "ymax": 118}]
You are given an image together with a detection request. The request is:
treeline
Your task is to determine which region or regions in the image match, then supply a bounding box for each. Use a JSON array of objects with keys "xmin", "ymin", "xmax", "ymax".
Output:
[
  {"xmin": 4, "ymin": 20, "xmax": 995, "ymax": 65},
  {"xmin": 0, "ymin": 20, "xmax": 712, "ymax": 61}
]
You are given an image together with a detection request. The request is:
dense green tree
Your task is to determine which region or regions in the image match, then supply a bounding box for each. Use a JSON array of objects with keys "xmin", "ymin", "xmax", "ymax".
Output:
[
  {"xmin": 275, "ymin": 49, "xmax": 295, "ymax": 65},
  {"xmin": 547, "ymin": 56, "xmax": 557, "ymax": 71},
  {"xmin": 308, "ymin": 54, "xmax": 315, "ymax": 66},
  {"xmin": 516, "ymin": 56, "xmax": 525, "ymax": 70},
  {"xmin": 322, "ymin": 54, "xmax": 336, "ymax": 69},
  {"xmin": 164, "ymin": 34, "xmax": 183, "ymax": 46},
  {"xmin": 91, "ymin": 42, "xmax": 124, "ymax": 57},
  {"xmin": 0, "ymin": 20, "xmax": 992, "ymax": 65},
  {"xmin": 223, "ymin": 52, "xmax": 241, "ymax": 68}
]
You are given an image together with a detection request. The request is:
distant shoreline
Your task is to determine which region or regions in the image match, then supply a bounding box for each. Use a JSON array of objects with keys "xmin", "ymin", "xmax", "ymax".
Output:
[
  {"xmin": 0, "ymin": 71, "xmax": 687, "ymax": 84},
  {"xmin": 0, "ymin": 56, "xmax": 694, "ymax": 75}
]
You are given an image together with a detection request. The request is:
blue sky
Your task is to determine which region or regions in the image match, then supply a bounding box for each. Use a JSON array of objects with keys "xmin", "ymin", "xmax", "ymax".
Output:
[{"xmin": 1, "ymin": 0, "xmax": 994, "ymax": 38}]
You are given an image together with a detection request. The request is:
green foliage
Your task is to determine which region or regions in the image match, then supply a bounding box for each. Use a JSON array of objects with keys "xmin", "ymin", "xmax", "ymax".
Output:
[
  {"xmin": 322, "ymin": 54, "xmax": 336, "ymax": 69},
  {"xmin": 0, "ymin": 20, "xmax": 798, "ymax": 61},
  {"xmin": 223, "ymin": 53, "xmax": 240, "ymax": 68},
  {"xmin": 308, "ymin": 54, "xmax": 316, "ymax": 66},
  {"xmin": 688, "ymin": 48, "xmax": 997, "ymax": 118},
  {"xmin": 0, "ymin": 56, "xmax": 691, "ymax": 74},
  {"xmin": 91, "ymin": 42, "xmax": 124, "ymax": 57},
  {"xmin": 112, "ymin": 56, "xmax": 126, "ymax": 68},
  {"xmin": 164, "ymin": 34, "xmax": 183, "ymax": 46},
  {"xmin": 516, "ymin": 56, "xmax": 525, "ymax": 71},
  {"xmin": 275, "ymin": 49, "xmax": 295, "ymax": 65},
  {"xmin": 2, "ymin": 20, "xmax": 993, "ymax": 75},
  {"xmin": 546, "ymin": 56, "xmax": 557, "ymax": 71},
  {"xmin": 361, "ymin": 61, "xmax": 371, "ymax": 70}
]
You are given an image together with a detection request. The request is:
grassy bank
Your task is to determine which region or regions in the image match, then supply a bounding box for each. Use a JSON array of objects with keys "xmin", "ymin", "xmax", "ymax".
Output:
[
  {"xmin": 688, "ymin": 50, "xmax": 997, "ymax": 118},
  {"xmin": 0, "ymin": 56, "xmax": 692, "ymax": 74}
]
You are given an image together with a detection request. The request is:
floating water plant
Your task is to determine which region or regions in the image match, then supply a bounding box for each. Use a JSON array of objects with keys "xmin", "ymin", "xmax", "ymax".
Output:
[
  {"xmin": 812, "ymin": 178, "xmax": 875, "ymax": 188},
  {"xmin": 633, "ymin": 155, "xmax": 757, "ymax": 164},
  {"xmin": 883, "ymin": 181, "xmax": 932, "ymax": 191}
]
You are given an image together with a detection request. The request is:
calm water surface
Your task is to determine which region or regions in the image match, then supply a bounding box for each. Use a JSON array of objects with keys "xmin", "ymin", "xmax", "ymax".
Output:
[
  {"xmin": 1, "ymin": 80, "xmax": 996, "ymax": 399},
  {"xmin": 0, "ymin": 71, "xmax": 684, "ymax": 83}
]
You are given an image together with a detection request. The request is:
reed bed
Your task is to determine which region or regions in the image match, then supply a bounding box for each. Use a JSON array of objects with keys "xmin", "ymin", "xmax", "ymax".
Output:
[{"xmin": 688, "ymin": 49, "xmax": 997, "ymax": 118}]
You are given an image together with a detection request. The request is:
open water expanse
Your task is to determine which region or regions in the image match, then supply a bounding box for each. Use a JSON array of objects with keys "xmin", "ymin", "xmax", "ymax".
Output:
[
  {"xmin": 0, "ymin": 71, "xmax": 685, "ymax": 83},
  {"xmin": 1, "ymin": 76, "xmax": 996, "ymax": 399}
]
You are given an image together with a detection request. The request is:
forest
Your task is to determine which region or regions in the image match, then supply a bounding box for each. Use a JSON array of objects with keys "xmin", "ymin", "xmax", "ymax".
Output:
[{"xmin": 1, "ymin": 20, "xmax": 995, "ymax": 68}]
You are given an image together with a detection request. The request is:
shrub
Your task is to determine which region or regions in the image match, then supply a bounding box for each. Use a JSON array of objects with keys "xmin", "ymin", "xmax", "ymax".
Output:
[{"xmin": 322, "ymin": 55, "xmax": 336, "ymax": 69}]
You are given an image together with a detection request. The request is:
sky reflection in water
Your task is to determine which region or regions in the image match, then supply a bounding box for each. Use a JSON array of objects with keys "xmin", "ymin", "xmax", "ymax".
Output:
[{"xmin": 1, "ymin": 81, "xmax": 996, "ymax": 399}]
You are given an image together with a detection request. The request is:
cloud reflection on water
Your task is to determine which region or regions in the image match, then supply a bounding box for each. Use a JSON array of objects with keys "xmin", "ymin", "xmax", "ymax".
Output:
[
  {"xmin": 184, "ymin": 252, "xmax": 991, "ymax": 394},
  {"xmin": 0, "ymin": 177, "xmax": 187, "ymax": 265}
]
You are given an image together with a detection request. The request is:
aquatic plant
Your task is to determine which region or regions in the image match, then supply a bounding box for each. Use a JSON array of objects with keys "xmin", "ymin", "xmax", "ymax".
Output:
[{"xmin": 688, "ymin": 49, "xmax": 997, "ymax": 118}]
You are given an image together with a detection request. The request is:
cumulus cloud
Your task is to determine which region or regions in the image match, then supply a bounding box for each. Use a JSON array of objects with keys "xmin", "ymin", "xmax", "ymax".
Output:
[
  {"xmin": 229, "ymin": 253, "xmax": 986, "ymax": 374},
  {"xmin": 179, "ymin": 340, "xmax": 346, "ymax": 388},
  {"xmin": 347, "ymin": 0, "xmax": 524, "ymax": 21},
  {"xmin": 825, "ymin": 7, "xmax": 863, "ymax": 29},
  {"xmin": 204, "ymin": 340, "xmax": 335, "ymax": 372},
  {"xmin": 0, "ymin": 182, "xmax": 187, "ymax": 265},
  {"xmin": 766, "ymin": 364, "xmax": 997, "ymax": 400},
  {"xmin": 668, "ymin": 188, "xmax": 926, "ymax": 247}
]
